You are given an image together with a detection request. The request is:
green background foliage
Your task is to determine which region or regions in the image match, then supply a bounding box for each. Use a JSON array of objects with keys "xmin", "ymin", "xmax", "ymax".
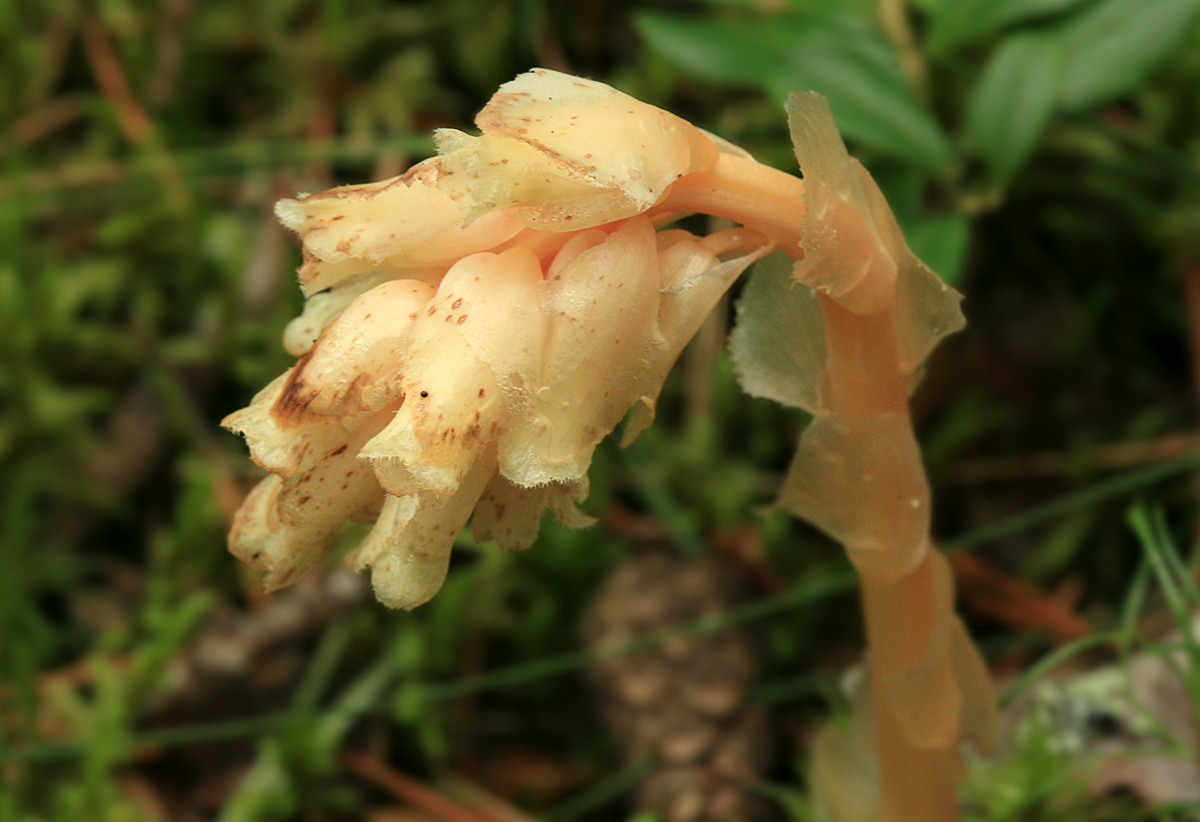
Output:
[{"xmin": 3, "ymin": 0, "xmax": 1200, "ymax": 818}]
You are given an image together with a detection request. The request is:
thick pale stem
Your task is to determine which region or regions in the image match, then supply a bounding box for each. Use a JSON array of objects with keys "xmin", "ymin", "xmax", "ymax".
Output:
[
  {"xmin": 819, "ymin": 298, "xmax": 908, "ymax": 419},
  {"xmin": 658, "ymin": 154, "xmax": 806, "ymax": 259},
  {"xmin": 873, "ymin": 689, "xmax": 959, "ymax": 822},
  {"xmin": 819, "ymin": 294, "xmax": 963, "ymax": 822}
]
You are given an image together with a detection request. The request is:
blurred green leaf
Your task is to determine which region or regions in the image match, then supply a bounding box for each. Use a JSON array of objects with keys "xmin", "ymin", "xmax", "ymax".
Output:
[
  {"xmin": 1056, "ymin": 0, "xmax": 1200, "ymax": 111},
  {"xmin": 966, "ymin": 32, "xmax": 1064, "ymax": 182},
  {"xmin": 636, "ymin": 11, "xmax": 954, "ymax": 171},
  {"xmin": 635, "ymin": 12, "xmax": 809, "ymax": 87},
  {"xmin": 903, "ymin": 210, "xmax": 971, "ymax": 284},
  {"xmin": 926, "ymin": 0, "xmax": 1092, "ymax": 52}
]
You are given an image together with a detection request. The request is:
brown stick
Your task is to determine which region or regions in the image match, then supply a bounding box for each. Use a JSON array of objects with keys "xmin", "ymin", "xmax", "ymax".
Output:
[
  {"xmin": 81, "ymin": 18, "xmax": 152, "ymax": 143},
  {"xmin": 3, "ymin": 96, "xmax": 84, "ymax": 153},
  {"xmin": 946, "ymin": 432, "xmax": 1200, "ymax": 483},
  {"xmin": 949, "ymin": 552, "xmax": 1092, "ymax": 643},
  {"xmin": 81, "ymin": 15, "xmax": 189, "ymax": 208},
  {"xmin": 340, "ymin": 750, "xmax": 496, "ymax": 822}
]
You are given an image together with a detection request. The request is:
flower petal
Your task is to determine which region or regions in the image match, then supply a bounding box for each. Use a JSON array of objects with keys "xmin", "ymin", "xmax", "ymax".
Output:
[
  {"xmin": 229, "ymin": 432, "xmax": 385, "ymax": 591},
  {"xmin": 223, "ymin": 374, "xmax": 352, "ymax": 477},
  {"xmin": 623, "ymin": 227, "xmax": 773, "ymax": 442},
  {"xmin": 499, "ymin": 216, "xmax": 662, "ymax": 486},
  {"xmin": 276, "ymin": 158, "xmax": 525, "ymax": 296},
  {"xmin": 471, "ymin": 473, "xmax": 593, "ymax": 552},
  {"xmin": 351, "ymin": 450, "xmax": 497, "ymax": 609},
  {"xmin": 435, "ymin": 69, "xmax": 720, "ymax": 231},
  {"xmin": 361, "ymin": 247, "xmax": 545, "ymax": 496},
  {"xmin": 275, "ymin": 279, "xmax": 435, "ymax": 423}
]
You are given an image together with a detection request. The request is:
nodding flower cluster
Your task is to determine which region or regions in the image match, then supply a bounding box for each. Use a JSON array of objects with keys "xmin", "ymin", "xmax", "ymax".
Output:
[
  {"xmin": 223, "ymin": 69, "xmax": 801, "ymax": 609},
  {"xmin": 226, "ymin": 67, "xmax": 992, "ymax": 822}
]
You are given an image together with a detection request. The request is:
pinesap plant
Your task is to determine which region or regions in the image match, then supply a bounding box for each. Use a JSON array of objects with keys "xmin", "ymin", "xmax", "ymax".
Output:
[{"xmin": 225, "ymin": 68, "xmax": 996, "ymax": 822}]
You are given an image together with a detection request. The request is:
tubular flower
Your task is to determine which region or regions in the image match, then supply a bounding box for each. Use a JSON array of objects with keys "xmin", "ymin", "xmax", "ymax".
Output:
[{"xmin": 224, "ymin": 69, "xmax": 802, "ymax": 609}]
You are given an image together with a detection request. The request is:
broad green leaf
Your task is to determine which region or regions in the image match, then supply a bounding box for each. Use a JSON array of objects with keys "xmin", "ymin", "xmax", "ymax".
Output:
[
  {"xmin": 635, "ymin": 12, "xmax": 814, "ymax": 86},
  {"xmin": 966, "ymin": 32, "xmax": 1064, "ymax": 182},
  {"xmin": 635, "ymin": 11, "xmax": 954, "ymax": 172},
  {"xmin": 1056, "ymin": 0, "xmax": 1200, "ymax": 111},
  {"xmin": 903, "ymin": 211, "xmax": 971, "ymax": 285},
  {"xmin": 927, "ymin": 0, "xmax": 1093, "ymax": 52}
]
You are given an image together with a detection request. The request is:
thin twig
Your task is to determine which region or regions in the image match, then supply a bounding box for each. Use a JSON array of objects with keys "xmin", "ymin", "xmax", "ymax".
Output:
[
  {"xmin": 2, "ymin": 95, "xmax": 84, "ymax": 154},
  {"xmin": 949, "ymin": 552, "xmax": 1092, "ymax": 643},
  {"xmin": 341, "ymin": 750, "xmax": 497, "ymax": 822},
  {"xmin": 946, "ymin": 433, "xmax": 1200, "ymax": 484},
  {"xmin": 82, "ymin": 17, "xmax": 152, "ymax": 143},
  {"xmin": 81, "ymin": 14, "xmax": 189, "ymax": 208}
]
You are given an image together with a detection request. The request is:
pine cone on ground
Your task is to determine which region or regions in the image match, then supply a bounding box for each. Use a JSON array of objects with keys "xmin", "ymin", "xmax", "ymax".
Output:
[{"xmin": 581, "ymin": 553, "xmax": 773, "ymax": 822}]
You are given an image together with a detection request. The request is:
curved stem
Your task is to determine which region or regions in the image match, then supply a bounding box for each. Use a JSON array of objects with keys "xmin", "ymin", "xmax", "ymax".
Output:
[
  {"xmin": 657, "ymin": 154, "xmax": 807, "ymax": 259},
  {"xmin": 819, "ymin": 294, "xmax": 964, "ymax": 822}
]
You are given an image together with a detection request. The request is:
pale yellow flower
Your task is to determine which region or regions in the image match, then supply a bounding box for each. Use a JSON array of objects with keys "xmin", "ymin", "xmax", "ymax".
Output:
[{"xmin": 225, "ymin": 69, "xmax": 796, "ymax": 608}]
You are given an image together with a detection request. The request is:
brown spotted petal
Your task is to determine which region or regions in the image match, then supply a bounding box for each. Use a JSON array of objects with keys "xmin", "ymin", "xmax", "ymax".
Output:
[
  {"xmin": 360, "ymin": 246, "xmax": 546, "ymax": 497},
  {"xmin": 223, "ymin": 373, "xmax": 357, "ymax": 478},
  {"xmin": 471, "ymin": 473, "xmax": 594, "ymax": 553},
  {"xmin": 275, "ymin": 159, "xmax": 526, "ymax": 297},
  {"xmin": 497, "ymin": 217, "xmax": 662, "ymax": 487},
  {"xmin": 228, "ymin": 421, "xmax": 387, "ymax": 591},
  {"xmin": 275, "ymin": 279, "xmax": 436, "ymax": 422},
  {"xmin": 622, "ymin": 226, "xmax": 774, "ymax": 443},
  {"xmin": 498, "ymin": 217, "xmax": 771, "ymax": 485},
  {"xmin": 223, "ymin": 280, "xmax": 433, "ymax": 478},
  {"xmin": 282, "ymin": 271, "xmax": 398, "ymax": 358},
  {"xmin": 434, "ymin": 69, "xmax": 720, "ymax": 231},
  {"xmin": 348, "ymin": 446, "xmax": 499, "ymax": 609}
]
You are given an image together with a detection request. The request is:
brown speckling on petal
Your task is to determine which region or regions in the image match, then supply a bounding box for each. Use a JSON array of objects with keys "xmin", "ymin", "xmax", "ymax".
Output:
[
  {"xmin": 335, "ymin": 227, "xmax": 364, "ymax": 254},
  {"xmin": 331, "ymin": 445, "xmax": 348, "ymax": 456},
  {"xmin": 272, "ymin": 371, "xmax": 317, "ymax": 427},
  {"xmin": 451, "ymin": 298, "xmax": 463, "ymax": 309},
  {"xmin": 457, "ymin": 315, "xmax": 468, "ymax": 324}
]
